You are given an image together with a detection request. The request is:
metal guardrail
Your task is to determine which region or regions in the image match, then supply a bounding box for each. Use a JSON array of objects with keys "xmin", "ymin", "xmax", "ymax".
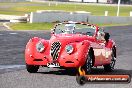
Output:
[{"xmin": 0, "ymin": 14, "xmax": 28, "ymax": 23}]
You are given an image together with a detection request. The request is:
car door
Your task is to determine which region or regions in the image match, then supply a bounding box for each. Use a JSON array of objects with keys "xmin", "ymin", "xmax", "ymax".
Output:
[{"xmin": 92, "ymin": 29, "xmax": 106, "ymax": 66}]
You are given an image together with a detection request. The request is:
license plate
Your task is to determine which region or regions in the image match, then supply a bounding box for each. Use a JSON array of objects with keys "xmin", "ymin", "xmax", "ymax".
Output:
[{"xmin": 47, "ymin": 62, "xmax": 60, "ymax": 68}]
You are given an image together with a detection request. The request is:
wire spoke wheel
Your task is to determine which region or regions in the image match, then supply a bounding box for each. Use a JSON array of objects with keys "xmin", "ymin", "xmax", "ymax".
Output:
[
  {"xmin": 104, "ymin": 48, "xmax": 116, "ymax": 72},
  {"xmin": 110, "ymin": 52, "xmax": 116, "ymax": 70},
  {"xmin": 83, "ymin": 50, "xmax": 93, "ymax": 74},
  {"xmin": 86, "ymin": 55, "xmax": 92, "ymax": 73}
]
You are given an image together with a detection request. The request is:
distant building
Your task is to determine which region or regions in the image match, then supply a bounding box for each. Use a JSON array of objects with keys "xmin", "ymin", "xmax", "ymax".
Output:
[
  {"xmin": 69, "ymin": 0, "xmax": 108, "ymax": 3},
  {"xmin": 0, "ymin": 0, "xmax": 26, "ymax": 2},
  {"xmin": 112, "ymin": 0, "xmax": 131, "ymax": 4},
  {"xmin": 58, "ymin": 0, "xmax": 110, "ymax": 3},
  {"xmin": 63, "ymin": 0, "xmax": 132, "ymax": 4},
  {"xmin": 32, "ymin": 0, "xmax": 132, "ymax": 4}
]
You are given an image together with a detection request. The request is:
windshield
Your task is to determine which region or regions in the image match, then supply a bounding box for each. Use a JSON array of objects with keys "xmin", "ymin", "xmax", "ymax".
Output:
[{"xmin": 54, "ymin": 23, "xmax": 96, "ymax": 36}]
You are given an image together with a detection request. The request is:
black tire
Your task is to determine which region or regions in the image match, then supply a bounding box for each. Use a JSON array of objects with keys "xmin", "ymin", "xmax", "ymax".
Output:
[
  {"xmin": 83, "ymin": 50, "xmax": 93, "ymax": 74},
  {"xmin": 65, "ymin": 68, "xmax": 77, "ymax": 75},
  {"xmin": 104, "ymin": 48, "xmax": 116, "ymax": 72},
  {"xmin": 76, "ymin": 76, "xmax": 87, "ymax": 85},
  {"xmin": 26, "ymin": 64, "xmax": 39, "ymax": 73}
]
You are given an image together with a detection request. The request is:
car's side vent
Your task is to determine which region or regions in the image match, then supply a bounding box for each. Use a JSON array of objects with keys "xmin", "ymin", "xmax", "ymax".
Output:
[{"xmin": 51, "ymin": 42, "xmax": 61, "ymax": 61}]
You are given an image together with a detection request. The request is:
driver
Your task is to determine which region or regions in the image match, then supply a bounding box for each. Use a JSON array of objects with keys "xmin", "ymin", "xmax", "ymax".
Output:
[
  {"xmin": 64, "ymin": 24, "xmax": 75, "ymax": 34},
  {"xmin": 97, "ymin": 31, "xmax": 105, "ymax": 41}
]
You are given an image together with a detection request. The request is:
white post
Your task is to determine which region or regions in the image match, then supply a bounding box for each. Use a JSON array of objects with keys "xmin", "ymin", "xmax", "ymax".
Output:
[
  {"xmin": 30, "ymin": 12, "xmax": 33, "ymax": 23},
  {"xmin": 48, "ymin": 2, "xmax": 51, "ymax": 6},
  {"xmin": 105, "ymin": 11, "xmax": 108, "ymax": 16},
  {"xmin": 130, "ymin": 11, "xmax": 132, "ymax": 16},
  {"xmin": 70, "ymin": 12, "xmax": 73, "ymax": 15},
  {"xmin": 117, "ymin": 0, "xmax": 121, "ymax": 16},
  {"xmin": 55, "ymin": 2, "xmax": 58, "ymax": 6}
]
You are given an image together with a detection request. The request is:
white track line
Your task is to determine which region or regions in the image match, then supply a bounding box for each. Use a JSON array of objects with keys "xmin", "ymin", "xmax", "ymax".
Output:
[
  {"xmin": 9, "ymin": 32, "xmax": 18, "ymax": 35},
  {"xmin": 0, "ymin": 65, "xmax": 25, "ymax": 70}
]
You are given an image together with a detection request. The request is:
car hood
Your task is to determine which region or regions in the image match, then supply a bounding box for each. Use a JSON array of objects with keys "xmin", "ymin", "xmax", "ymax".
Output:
[{"xmin": 50, "ymin": 34, "xmax": 94, "ymax": 44}]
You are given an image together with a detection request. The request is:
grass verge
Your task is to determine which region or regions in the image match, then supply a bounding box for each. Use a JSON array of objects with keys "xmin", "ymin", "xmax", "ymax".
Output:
[
  {"xmin": 8, "ymin": 22, "xmax": 132, "ymax": 30},
  {"xmin": 8, "ymin": 23, "xmax": 55, "ymax": 30},
  {"xmin": 0, "ymin": 2, "xmax": 132, "ymax": 16}
]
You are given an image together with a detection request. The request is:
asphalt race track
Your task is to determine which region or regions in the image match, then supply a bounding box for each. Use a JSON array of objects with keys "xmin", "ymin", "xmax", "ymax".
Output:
[{"xmin": 0, "ymin": 25, "xmax": 132, "ymax": 88}]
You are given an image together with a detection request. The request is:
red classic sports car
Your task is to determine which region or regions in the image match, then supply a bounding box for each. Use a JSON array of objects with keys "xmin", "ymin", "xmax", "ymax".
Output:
[{"xmin": 25, "ymin": 22, "xmax": 116, "ymax": 74}]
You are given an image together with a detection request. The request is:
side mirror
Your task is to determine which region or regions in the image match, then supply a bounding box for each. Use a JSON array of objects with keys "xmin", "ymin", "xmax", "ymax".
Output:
[
  {"xmin": 51, "ymin": 29, "xmax": 55, "ymax": 34},
  {"xmin": 104, "ymin": 32, "xmax": 110, "ymax": 42},
  {"xmin": 51, "ymin": 31, "xmax": 54, "ymax": 34}
]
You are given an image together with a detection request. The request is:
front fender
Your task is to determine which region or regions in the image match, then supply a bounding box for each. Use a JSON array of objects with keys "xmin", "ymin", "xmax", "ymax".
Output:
[
  {"xmin": 25, "ymin": 37, "xmax": 40, "ymax": 59},
  {"xmin": 75, "ymin": 40, "xmax": 91, "ymax": 66},
  {"xmin": 59, "ymin": 40, "xmax": 90, "ymax": 67},
  {"xmin": 25, "ymin": 37, "xmax": 49, "ymax": 65}
]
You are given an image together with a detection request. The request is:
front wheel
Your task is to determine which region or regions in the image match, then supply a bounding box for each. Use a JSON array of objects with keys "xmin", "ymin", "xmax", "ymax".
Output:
[
  {"xmin": 104, "ymin": 48, "xmax": 116, "ymax": 72},
  {"xmin": 76, "ymin": 76, "xmax": 87, "ymax": 85},
  {"xmin": 83, "ymin": 51, "xmax": 93, "ymax": 74},
  {"xmin": 26, "ymin": 64, "xmax": 39, "ymax": 73}
]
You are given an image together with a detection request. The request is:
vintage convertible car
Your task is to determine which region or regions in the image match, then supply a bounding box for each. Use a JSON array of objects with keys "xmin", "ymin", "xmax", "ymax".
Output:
[{"xmin": 25, "ymin": 22, "xmax": 116, "ymax": 74}]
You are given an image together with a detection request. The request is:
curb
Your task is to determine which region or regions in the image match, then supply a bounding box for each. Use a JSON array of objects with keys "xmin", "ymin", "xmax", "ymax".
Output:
[{"xmin": 3, "ymin": 22, "xmax": 13, "ymax": 31}]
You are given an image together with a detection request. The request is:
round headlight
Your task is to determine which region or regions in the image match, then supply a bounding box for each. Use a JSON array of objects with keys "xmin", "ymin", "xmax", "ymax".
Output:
[
  {"xmin": 65, "ymin": 45, "xmax": 74, "ymax": 54},
  {"xmin": 36, "ymin": 41, "xmax": 45, "ymax": 52}
]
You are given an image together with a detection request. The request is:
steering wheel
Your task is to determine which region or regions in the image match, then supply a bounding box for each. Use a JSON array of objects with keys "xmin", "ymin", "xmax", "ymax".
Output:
[
  {"xmin": 86, "ymin": 32, "xmax": 93, "ymax": 36},
  {"xmin": 58, "ymin": 29, "xmax": 64, "ymax": 33}
]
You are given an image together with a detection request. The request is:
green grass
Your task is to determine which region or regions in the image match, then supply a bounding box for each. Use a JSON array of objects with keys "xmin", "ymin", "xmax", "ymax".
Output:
[
  {"xmin": 9, "ymin": 23, "xmax": 54, "ymax": 30},
  {"xmin": 1, "ymin": 2, "xmax": 132, "ymax": 30},
  {"xmin": 0, "ymin": 22, "xmax": 3, "ymax": 26},
  {"xmin": 0, "ymin": 2, "xmax": 132, "ymax": 16},
  {"xmin": 8, "ymin": 22, "xmax": 132, "ymax": 30},
  {"xmin": 97, "ymin": 23, "xmax": 132, "ymax": 27}
]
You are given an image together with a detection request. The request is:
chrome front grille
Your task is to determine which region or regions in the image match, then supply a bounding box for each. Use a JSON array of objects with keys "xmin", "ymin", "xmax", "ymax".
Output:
[{"xmin": 51, "ymin": 42, "xmax": 61, "ymax": 61}]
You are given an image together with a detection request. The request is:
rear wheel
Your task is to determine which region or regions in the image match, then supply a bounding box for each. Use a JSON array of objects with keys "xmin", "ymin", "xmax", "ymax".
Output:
[
  {"xmin": 26, "ymin": 64, "xmax": 39, "ymax": 73},
  {"xmin": 104, "ymin": 48, "xmax": 116, "ymax": 72}
]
